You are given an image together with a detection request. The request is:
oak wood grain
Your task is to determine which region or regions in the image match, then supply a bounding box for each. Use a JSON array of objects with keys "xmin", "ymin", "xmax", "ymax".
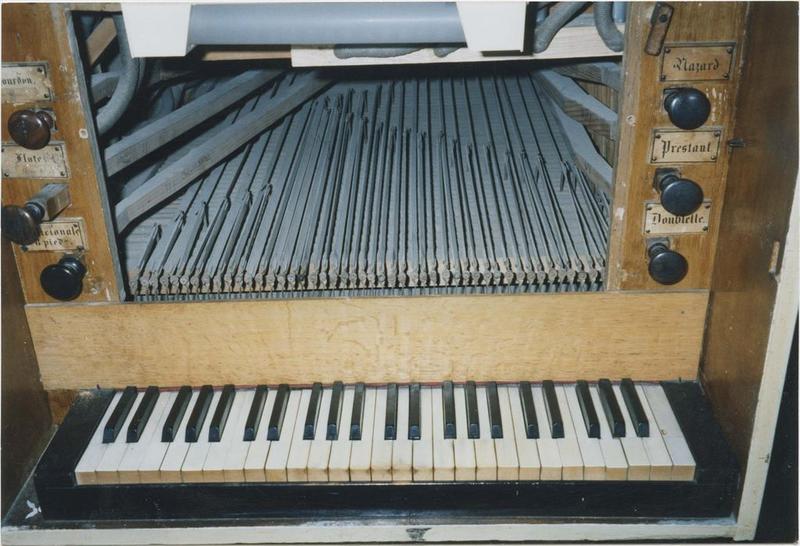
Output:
[{"xmin": 27, "ymin": 291, "xmax": 708, "ymax": 389}]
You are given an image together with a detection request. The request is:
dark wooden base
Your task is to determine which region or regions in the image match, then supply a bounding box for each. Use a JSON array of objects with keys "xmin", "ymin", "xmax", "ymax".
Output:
[{"xmin": 33, "ymin": 382, "xmax": 739, "ymax": 521}]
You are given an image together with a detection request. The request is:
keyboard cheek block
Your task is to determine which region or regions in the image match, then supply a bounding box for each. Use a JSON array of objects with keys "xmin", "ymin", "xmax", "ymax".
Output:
[{"xmin": 34, "ymin": 382, "xmax": 739, "ymax": 522}]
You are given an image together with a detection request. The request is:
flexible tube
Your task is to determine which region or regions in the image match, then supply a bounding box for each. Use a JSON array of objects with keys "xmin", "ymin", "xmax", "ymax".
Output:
[
  {"xmin": 96, "ymin": 16, "xmax": 142, "ymax": 135},
  {"xmin": 533, "ymin": 2, "xmax": 586, "ymax": 53},
  {"xmin": 594, "ymin": 2, "xmax": 624, "ymax": 52}
]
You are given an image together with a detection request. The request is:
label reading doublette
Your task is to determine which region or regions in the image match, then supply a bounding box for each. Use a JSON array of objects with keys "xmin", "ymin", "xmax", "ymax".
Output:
[
  {"xmin": 644, "ymin": 202, "xmax": 711, "ymax": 235},
  {"xmin": 660, "ymin": 43, "xmax": 735, "ymax": 82},
  {"xmin": 24, "ymin": 217, "xmax": 88, "ymax": 252},
  {"xmin": 1, "ymin": 62, "xmax": 53, "ymax": 103},
  {"xmin": 650, "ymin": 129, "xmax": 721, "ymax": 163}
]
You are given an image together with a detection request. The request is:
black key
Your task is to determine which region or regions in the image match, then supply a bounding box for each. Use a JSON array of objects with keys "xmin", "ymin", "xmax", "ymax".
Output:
[
  {"xmin": 575, "ymin": 381, "xmax": 600, "ymax": 439},
  {"xmin": 486, "ymin": 382, "xmax": 503, "ymax": 439},
  {"xmin": 126, "ymin": 386, "xmax": 159, "ymax": 442},
  {"xmin": 598, "ymin": 379, "xmax": 625, "ymax": 437},
  {"xmin": 243, "ymin": 385, "xmax": 267, "ymax": 441},
  {"xmin": 408, "ymin": 383, "xmax": 421, "ymax": 440},
  {"xmin": 303, "ymin": 382, "xmax": 323, "ymax": 440},
  {"xmin": 442, "ymin": 381, "xmax": 456, "ymax": 439},
  {"xmin": 267, "ymin": 384, "xmax": 290, "ymax": 441},
  {"xmin": 621, "ymin": 378, "xmax": 649, "ymax": 437},
  {"xmin": 162, "ymin": 386, "xmax": 192, "ymax": 442},
  {"xmin": 465, "ymin": 381, "xmax": 480, "ymax": 439},
  {"xmin": 209, "ymin": 384, "xmax": 235, "ymax": 442},
  {"xmin": 350, "ymin": 383, "xmax": 366, "ymax": 441},
  {"xmin": 384, "ymin": 383, "xmax": 398, "ymax": 440},
  {"xmin": 542, "ymin": 380, "xmax": 564, "ymax": 439},
  {"xmin": 103, "ymin": 386, "xmax": 137, "ymax": 443},
  {"xmin": 518, "ymin": 381, "xmax": 538, "ymax": 439},
  {"xmin": 326, "ymin": 381, "xmax": 344, "ymax": 440},
  {"xmin": 185, "ymin": 385, "xmax": 213, "ymax": 442}
]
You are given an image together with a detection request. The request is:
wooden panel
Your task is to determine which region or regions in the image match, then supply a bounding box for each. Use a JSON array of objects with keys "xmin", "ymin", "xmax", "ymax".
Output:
[
  {"xmin": 701, "ymin": 3, "xmax": 798, "ymax": 468},
  {"xmin": 1, "ymin": 239, "xmax": 52, "ymax": 513},
  {"xmin": 2, "ymin": 4, "xmax": 120, "ymax": 303},
  {"xmin": 27, "ymin": 291, "xmax": 707, "ymax": 390},
  {"xmin": 606, "ymin": 2, "xmax": 747, "ymax": 290}
]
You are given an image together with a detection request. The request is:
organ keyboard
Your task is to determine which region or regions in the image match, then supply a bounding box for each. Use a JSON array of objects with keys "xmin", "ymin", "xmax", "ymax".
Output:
[
  {"xmin": 74, "ymin": 381, "xmax": 695, "ymax": 485},
  {"xmin": 33, "ymin": 380, "xmax": 739, "ymax": 522}
]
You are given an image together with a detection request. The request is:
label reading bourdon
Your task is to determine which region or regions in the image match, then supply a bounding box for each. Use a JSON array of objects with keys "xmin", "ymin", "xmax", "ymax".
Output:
[
  {"xmin": 660, "ymin": 44, "xmax": 735, "ymax": 82},
  {"xmin": 650, "ymin": 129, "xmax": 721, "ymax": 164},
  {"xmin": 23, "ymin": 218, "xmax": 87, "ymax": 252},
  {"xmin": 1, "ymin": 62, "xmax": 53, "ymax": 103}
]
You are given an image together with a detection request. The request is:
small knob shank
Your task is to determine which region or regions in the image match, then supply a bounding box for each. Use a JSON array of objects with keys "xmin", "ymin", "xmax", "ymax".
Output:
[
  {"xmin": 40, "ymin": 256, "xmax": 86, "ymax": 301},
  {"xmin": 664, "ymin": 88, "xmax": 711, "ymax": 130},
  {"xmin": 7, "ymin": 109, "xmax": 54, "ymax": 150},
  {"xmin": 648, "ymin": 243, "xmax": 688, "ymax": 285}
]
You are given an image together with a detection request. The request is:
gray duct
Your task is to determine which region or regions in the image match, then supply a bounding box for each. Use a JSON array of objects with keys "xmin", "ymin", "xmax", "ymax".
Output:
[
  {"xmin": 533, "ymin": 2, "xmax": 586, "ymax": 53},
  {"xmin": 594, "ymin": 2, "xmax": 624, "ymax": 52},
  {"xmin": 188, "ymin": 3, "xmax": 466, "ymax": 46},
  {"xmin": 96, "ymin": 16, "xmax": 143, "ymax": 136}
]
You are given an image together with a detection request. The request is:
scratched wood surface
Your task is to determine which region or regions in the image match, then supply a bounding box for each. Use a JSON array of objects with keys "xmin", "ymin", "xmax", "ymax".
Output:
[
  {"xmin": 27, "ymin": 291, "xmax": 708, "ymax": 389},
  {"xmin": 2, "ymin": 4, "xmax": 121, "ymax": 302},
  {"xmin": 606, "ymin": 2, "xmax": 747, "ymax": 290},
  {"xmin": 701, "ymin": 2, "xmax": 798, "ymax": 467}
]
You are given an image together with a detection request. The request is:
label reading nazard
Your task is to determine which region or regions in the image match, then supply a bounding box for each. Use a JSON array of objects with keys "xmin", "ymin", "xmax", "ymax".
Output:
[{"xmin": 661, "ymin": 44, "xmax": 734, "ymax": 82}]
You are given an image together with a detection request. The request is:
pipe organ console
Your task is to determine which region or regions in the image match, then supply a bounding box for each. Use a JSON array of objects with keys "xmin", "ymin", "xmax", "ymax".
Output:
[{"xmin": 0, "ymin": 2, "xmax": 796, "ymax": 544}]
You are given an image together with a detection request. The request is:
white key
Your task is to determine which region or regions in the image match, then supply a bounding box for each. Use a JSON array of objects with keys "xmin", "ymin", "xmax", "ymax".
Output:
[
  {"xmin": 306, "ymin": 387, "xmax": 334, "ymax": 482},
  {"xmin": 181, "ymin": 390, "xmax": 222, "ymax": 483},
  {"xmin": 563, "ymin": 386, "xmax": 605, "ymax": 480},
  {"xmin": 327, "ymin": 386, "xmax": 355, "ymax": 481},
  {"xmin": 287, "ymin": 388, "xmax": 317, "ymax": 482},
  {"xmin": 474, "ymin": 386, "xmax": 497, "ymax": 480},
  {"xmin": 453, "ymin": 385, "xmax": 476, "ymax": 481},
  {"xmin": 159, "ymin": 389, "xmax": 201, "ymax": 482},
  {"xmin": 432, "ymin": 387, "xmax": 455, "ymax": 481},
  {"xmin": 643, "ymin": 384, "xmax": 696, "ymax": 480},
  {"xmin": 507, "ymin": 385, "xmax": 540, "ymax": 480},
  {"xmin": 531, "ymin": 386, "xmax": 562, "ymax": 480},
  {"xmin": 95, "ymin": 391, "xmax": 146, "ymax": 484},
  {"xmin": 494, "ymin": 387, "xmax": 519, "ymax": 480},
  {"xmin": 635, "ymin": 384, "xmax": 673, "ymax": 480},
  {"xmin": 391, "ymin": 386, "xmax": 413, "ymax": 481},
  {"xmin": 242, "ymin": 388, "xmax": 277, "ymax": 482},
  {"xmin": 370, "ymin": 387, "xmax": 393, "ymax": 482},
  {"xmin": 412, "ymin": 387, "xmax": 434, "ymax": 481},
  {"xmin": 554, "ymin": 385, "xmax": 584, "ymax": 480},
  {"xmin": 588, "ymin": 385, "xmax": 628, "ymax": 480},
  {"xmin": 349, "ymin": 388, "xmax": 377, "ymax": 481},
  {"xmin": 118, "ymin": 392, "xmax": 173, "ymax": 484},
  {"xmin": 75, "ymin": 391, "xmax": 122, "ymax": 485},
  {"xmin": 265, "ymin": 389, "xmax": 304, "ymax": 481},
  {"xmin": 204, "ymin": 390, "xmax": 253, "ymax": 482},
  {"xmin": 612, "ymin": 383, "xmax": 650, "ymax": 480},
  {"xmin": 139, "ymin": 391, "xmax": 186, "ymax": 483}
]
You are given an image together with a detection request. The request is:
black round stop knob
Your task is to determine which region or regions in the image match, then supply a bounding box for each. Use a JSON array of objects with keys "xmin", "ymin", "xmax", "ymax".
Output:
[
  {"xmin": 648, "ymin": 243, "xmax": 688, "ymax": 285},
  {"xmin": 40, "ymin": 256, "xmax": 86, "ymax": 301},
  {"xmin": 8, "ymin": 110, "xmax": 54, "ymax": 150},
  {"xmin": 658, "ymin": 175, "xmax": 704, "ymax": 216},
  {"xmin": 2, "ymin": 203, "xmax": 44, "ymax": 245},
  {"xmin": 664, "ymin": 88, "xmax": 711, "ymax": 130}
]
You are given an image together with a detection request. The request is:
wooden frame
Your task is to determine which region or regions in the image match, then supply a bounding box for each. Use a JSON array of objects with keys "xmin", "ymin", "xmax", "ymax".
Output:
[
  {"xmin": 1, "ymin": 5, "xmax": 121, "ymax": 303},
  {"xmin": 606, "ymin": 3, "xmax": 747, "ymax": 290},
  {"xmin": 26, "ymin": 291, "xmax": 707, "ymax": 390}
]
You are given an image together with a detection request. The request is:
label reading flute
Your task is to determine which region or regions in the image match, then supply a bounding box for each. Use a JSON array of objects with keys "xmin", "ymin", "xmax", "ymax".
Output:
[{"xmin": 650, "ymin": 129, "xmax": 721, "ymax": 163}]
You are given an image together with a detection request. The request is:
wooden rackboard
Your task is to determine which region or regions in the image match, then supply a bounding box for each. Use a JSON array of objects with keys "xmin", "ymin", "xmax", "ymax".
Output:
[
  {"xmin": 2, "ymin": 4, "xmax": 120, "ymax": 303},
  {"xmin": 26, "ymin": 291, "xmax": 708, "ymax": 390},
  {"xmin": 606, "ymin": 2, "xmax": 747, "ymax": 290}
]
